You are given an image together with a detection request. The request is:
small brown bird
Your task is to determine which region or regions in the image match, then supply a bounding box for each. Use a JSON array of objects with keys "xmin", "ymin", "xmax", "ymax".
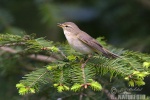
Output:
[{"xmin": 58, "ymin": 22, "xmax": 119, "ymax": 58}]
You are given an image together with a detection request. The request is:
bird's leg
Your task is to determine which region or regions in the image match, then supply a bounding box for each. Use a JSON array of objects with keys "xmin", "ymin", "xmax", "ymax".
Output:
[{"xmin": 81, "ymin": 54, "xmax": 92, "ymax": 68}]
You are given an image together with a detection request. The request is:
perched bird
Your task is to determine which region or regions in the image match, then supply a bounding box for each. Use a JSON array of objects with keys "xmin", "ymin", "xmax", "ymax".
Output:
[{"xmin": 58, "ymin": 22, "xmax": 119, "ymax": 58}]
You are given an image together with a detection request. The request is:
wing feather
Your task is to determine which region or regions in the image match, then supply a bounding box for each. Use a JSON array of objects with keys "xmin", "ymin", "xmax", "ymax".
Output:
[
  {"xmin": 76, "ymin": 31, "xmax": 119, "ymax": 58},
  {"xmin": 77, "ymin": 31, "xmax": 104, "ymax": 52}
]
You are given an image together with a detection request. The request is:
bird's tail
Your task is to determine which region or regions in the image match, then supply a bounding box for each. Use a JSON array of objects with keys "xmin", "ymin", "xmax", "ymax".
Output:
[{"xmin": 100, "ymin": 47, "xmax": 119, "ymax": 58}]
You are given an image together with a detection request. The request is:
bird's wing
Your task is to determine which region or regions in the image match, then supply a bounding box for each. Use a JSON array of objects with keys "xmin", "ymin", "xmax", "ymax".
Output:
[
  {"xmin": 76, "ymin": 31, "xmax": 105, "ymax": 52},
  {"xmin": 76, "ymin": 31, "xmax": 119, "ymax": 58}
]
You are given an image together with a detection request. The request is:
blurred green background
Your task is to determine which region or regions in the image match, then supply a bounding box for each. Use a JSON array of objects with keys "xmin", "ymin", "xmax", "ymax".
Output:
[
  {"xmin": 0, "ymin": 0, "xmax": 150, "ymax": 99},
  {"xmin": 0, "ymin": 0, "xmax": 150, "ymax": 52}
]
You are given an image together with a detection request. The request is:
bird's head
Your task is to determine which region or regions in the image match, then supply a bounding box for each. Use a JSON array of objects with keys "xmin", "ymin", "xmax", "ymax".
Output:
[{"xmin": 57, "ymin": 22, "xmax": 80, "ymax": 33}]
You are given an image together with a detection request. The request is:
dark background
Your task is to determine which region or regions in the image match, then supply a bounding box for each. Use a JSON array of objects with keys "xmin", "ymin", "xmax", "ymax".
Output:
[
  {"xmin": 0, "ymin": 0, "xmax": 150, "ymax": 52},
  {"xmin": 0, "ymin": 0, "xmax": 150, "ymax": 99}
]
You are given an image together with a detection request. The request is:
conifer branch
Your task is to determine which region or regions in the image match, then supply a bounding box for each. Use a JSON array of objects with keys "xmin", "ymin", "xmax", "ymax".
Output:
[
  {"xmin": 29, "ymin": 70, "xmax": 48, "ymax": 87},
  {"xmin": 0, "ymin": 34, "xmax": 150, "ymax": 96},
  {"xmin": 0, "ymin": 47, "xmax": 56, "ymax": 62}
]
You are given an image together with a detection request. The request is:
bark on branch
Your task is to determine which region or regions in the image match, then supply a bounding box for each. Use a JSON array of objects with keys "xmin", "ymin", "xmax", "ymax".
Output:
[{"xmin": 0, "ymin": 47, "xmax": 56, "ymax": 63}]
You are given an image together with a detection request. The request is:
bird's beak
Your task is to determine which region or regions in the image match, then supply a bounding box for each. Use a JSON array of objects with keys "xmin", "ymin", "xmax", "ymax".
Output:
[{"xmin": 57, "ymin": 23, "xmax": 64, "ymax": 28}]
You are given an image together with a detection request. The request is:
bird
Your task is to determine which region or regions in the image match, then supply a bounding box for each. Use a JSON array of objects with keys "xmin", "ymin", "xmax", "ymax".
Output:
[{"xmin": 58, "ymin": 22, "xmax": 119, "ymax": 58}]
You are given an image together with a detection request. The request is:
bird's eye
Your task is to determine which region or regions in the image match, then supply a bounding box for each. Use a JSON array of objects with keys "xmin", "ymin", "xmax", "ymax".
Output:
[{"xmin": 65, "ymin": 25, "xmax": 69, "ymax": 27}]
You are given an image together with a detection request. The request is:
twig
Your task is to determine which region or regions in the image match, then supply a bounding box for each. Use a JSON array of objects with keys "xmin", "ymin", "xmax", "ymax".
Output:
[
  {"xmin": 58, "ymin": 49, "xmax": 67, "ymax": 58},
  {"xmin": 28, "ymin": 54, "xmax": 56, "ymax": 62},
  {"xmin": 102, "ymin": 88, "xmax": 118, "ymax": 100},
  {"xmin": 29, "ymin": 70, "xmax": 48, "ymax": 87},
  {"xmin": 79, "ymin": 93, "xmax": 83, "ymax": 100},
  {"xmin": 81, "ymin": 66, "xmax": 86, "ymax": 85},
  {"xmin": 0, "ymin": 42, "xmax": 25, "ymax": 47},
  {"xmin": 81, "ymin": 54, "xmax": 92, "ymax": 68},
  {"xmin": 0, "ymin": 47, "xmax": 17, "ymax": 53},
  {"xmin": 0, "ymin": 47, "xmax": 56, "ymax": 63}
]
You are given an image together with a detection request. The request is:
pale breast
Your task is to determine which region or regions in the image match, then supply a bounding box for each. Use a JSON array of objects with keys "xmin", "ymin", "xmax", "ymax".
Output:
[{"xmin": 64, "ymin": 30, "xmax": 93, "ymax": 54}]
